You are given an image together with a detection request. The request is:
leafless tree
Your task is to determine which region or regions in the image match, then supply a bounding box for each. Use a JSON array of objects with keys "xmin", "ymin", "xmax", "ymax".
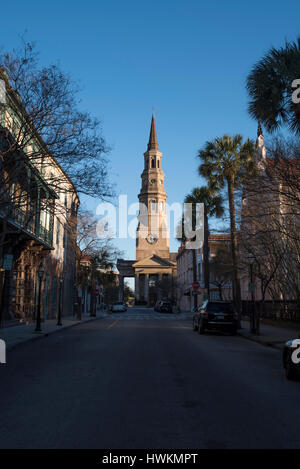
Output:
[
  {"xmin": 209, "ymin": 246, "xmax": 233, "ymax": 300},
  {"xmin": 0, "ymin": 39, "xmax": 115, "ymax": 268},
  {"xmin": 0, "ymin": 39, "xmax": 113, "ymax": 199},
  {"xmin": 75, "ymin": 208, "xmax": 122, "ymax": 315}
]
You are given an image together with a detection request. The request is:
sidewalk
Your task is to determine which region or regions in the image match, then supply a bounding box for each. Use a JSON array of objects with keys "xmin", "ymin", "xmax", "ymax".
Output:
[
  {"xmin": 239, "ymin": 319, "xmax": 300, "ymax": 350},
  {"xmin": 0, "ymin": 311, "xmax": 107, "ymax": 351}
]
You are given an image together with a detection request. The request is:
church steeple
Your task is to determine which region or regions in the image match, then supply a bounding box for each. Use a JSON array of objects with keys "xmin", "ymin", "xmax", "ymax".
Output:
[
  {"xmin": 136, "ymin": 110, "xmax": 169, "ymax": 261},
  {"xmin": 256, "ymin": 121, "xmax": 266, "ymax": 163},
  {"xmin": 257, "ymin": 121, "xmax": 263, "ymax": 137},
  {"xmin": 147, "ymin": 108, "xmax": 159, "ymax": 151}
]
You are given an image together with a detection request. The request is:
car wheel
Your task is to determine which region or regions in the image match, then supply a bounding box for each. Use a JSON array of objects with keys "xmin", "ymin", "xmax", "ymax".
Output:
[{"xmin": 285, "ymin": 359, "xmax": 297, "ymax": 380}]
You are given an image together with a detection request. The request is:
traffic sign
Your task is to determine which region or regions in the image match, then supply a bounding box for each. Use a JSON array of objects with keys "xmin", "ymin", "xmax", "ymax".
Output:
[{"xmin": 192, "ymin": 281, "xmax": 200, "ymax": 291}]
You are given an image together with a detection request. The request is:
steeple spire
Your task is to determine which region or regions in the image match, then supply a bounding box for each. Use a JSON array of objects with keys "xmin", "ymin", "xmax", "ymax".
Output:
[
  {"xmin": 147, "ymin": 108, "xmax": 159, "ymax": 151},
  {"xmin": 256, "ymin": 120, "xmax": 266, "ymax": 162}
]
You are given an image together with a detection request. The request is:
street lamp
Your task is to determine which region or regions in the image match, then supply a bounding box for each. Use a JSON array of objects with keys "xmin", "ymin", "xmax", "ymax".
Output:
[
  {"xmin": 82, "ymin": 265, "xmax": 90, "ymax": 315},
  {"xmin": 57, "ymin": 274, "xmax": 64, "ymax": 326},
  {"xmin": 35, "ymin": 262, "xmax": 45, "ymax": 332},
  {"xmin": 246, "ymin": 253, "xmax": 256, "ymax": 334}
]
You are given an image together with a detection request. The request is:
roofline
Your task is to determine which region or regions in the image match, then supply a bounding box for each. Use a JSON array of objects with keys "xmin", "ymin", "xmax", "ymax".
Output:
[{"xmin": 177, "ymin": 234, "xmax": 231, "ymax": 259}]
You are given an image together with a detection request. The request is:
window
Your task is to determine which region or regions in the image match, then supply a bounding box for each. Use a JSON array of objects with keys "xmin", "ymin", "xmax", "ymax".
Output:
[
  {"xmin": 151, "ymin": 200, "xmax": 157, "ymax": 212},
  {"xmin": 151, "ymin": 159, "xmax": 155, "ymax": 168},
  {"xmin": 207, "ymin": 303, "xmax": 235, "ymax": 313},
  {"xmin": 10, "ymin": 183, "xmax": 16, "ymax": 201},
  {"xmin": 71, "ymin": 201, "xmax": 77, "ymax": 217},
  {"xmin": 198, "ymin": 263, "xmax": 202, "ymax": 282},
  {"xmin": 157, "ymin": 159, "xmax": 160, "ymax": 168},
  {"xmin": 63, "ymin": 225, "xmax": 66, "ymax": 248},
  {"xmin": 56, "ymin": 219, "xmax": 60, "ymax": 245}
]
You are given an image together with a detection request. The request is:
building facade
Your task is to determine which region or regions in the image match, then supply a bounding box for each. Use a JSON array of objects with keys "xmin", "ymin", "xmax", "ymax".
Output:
[
  {"xmin": 176, "ymin": 234, "xmax": 232, "ymax": 312},
  {"xmin": 0, "ymin": 68, "xmax": 79, "ymax": 324}
]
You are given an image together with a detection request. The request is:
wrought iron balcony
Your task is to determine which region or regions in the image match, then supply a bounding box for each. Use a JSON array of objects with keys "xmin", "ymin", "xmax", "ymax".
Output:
[{"xmin": 0, "ymin": 204, "xmax": 53, "ymax": 249}]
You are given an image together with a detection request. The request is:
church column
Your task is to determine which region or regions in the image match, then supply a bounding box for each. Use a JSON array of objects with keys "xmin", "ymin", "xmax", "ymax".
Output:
[
  {"xmin": 158, "ymin": 273, "xmax": 162, "ymax": 300},
  {"xmin": 118, "ymin": 275, "xmax": 124, "ymax": 302},
  {"xmin": 135, "ymin": 274, "xmax": 139, "ymax": 302},
  {"xmin": 145, "ymin": 274, "xmax": 149, "ymax": 305}
]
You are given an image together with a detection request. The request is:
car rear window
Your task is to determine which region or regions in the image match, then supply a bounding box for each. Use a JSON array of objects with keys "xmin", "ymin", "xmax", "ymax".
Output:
[{"xmin": 206, "ymin": 303, "xmax": 235, "ymax": 313}]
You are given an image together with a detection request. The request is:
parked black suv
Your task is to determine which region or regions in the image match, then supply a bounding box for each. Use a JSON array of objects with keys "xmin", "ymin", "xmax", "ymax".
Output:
[{"xmin": 193, "ymin": 300, "xmax": 238, "ymax": 335}]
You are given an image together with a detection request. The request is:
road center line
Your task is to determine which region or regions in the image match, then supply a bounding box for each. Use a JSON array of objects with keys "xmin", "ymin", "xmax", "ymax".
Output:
[{"xmin": 107, "ymin": 320, "xmax": 118, "ymax": 329}]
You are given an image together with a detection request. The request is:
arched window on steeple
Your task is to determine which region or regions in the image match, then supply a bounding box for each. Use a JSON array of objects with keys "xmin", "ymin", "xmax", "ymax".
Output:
[
  {"xmin": 151, "ymin": 200, "xmax": 157, "ymax": 212},
  {"xmin": 157, "ymin": 159, "xmax": 160, "ymax": 168},
  {"xmin": 151, "ymin": 159, "xmax": 155, "ymax": 168}
]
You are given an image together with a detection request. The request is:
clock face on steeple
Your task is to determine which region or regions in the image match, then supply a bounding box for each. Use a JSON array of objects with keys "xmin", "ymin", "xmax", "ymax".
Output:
[{"xmin": 146, "ymin": 234, "xmax": 158, "ymax": 244}]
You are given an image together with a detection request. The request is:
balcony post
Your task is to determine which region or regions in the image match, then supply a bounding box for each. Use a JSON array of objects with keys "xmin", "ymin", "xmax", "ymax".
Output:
[{"xmin": 35, "ymin": 185, "xmax": 41, "ymax": 237}]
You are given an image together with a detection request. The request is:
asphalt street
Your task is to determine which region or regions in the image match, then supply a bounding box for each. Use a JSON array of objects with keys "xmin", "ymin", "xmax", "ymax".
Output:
[{"xmin": 0, "ymin": 307, "xmax": 299, "ymax": 449}]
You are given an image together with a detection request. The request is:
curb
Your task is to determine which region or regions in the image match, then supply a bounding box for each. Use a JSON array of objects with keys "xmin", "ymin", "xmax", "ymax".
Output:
[
  {"xmin": 5, "ymin": 315, "xmax": 105, "ymax": 352},
  {"xmin": 237, "ymin": 331, "xmax": 285, "ymax": 350}
]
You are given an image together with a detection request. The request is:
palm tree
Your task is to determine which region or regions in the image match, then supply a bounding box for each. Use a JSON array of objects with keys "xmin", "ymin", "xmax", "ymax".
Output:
[
  {"xmin": 246, "ymin": 38, "xmax": 300, "ymax": 135},
  {"xmin": 197, "ymin": 135, "xmax": 255, "ymax": 317},
  {"xmin": 209, "ymin": 246, "xmax": 234, "ymax": 301},
  {"xmin": 183, "ymin": 187, "xmax": 224, "ymax": 307}
]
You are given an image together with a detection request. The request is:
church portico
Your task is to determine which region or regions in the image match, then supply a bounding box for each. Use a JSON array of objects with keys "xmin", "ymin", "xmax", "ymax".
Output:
[{"xmin": 132, "ymin": 254, "xmax": 176, "ymax": 305}]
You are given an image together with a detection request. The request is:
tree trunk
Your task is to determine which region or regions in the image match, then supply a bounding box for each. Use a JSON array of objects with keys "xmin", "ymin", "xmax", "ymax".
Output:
[
  {"xmin": 203, "ymin": 211, "xmax": 210, "ymax": 296},
  {"xmin": 227, "ymin": 178, "xmax": 241, "ymax": 321},
  {"xmin": 218, "ymin": 284, "xmax": 223, "ymax": 301},
  {"xmin": 192, "ymin": 249, "xmax": 198, "ymax": 308}
]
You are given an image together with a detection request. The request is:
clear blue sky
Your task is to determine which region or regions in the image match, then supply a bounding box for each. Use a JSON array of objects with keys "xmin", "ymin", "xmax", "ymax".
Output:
[{"xmin": 1, "ymin": 0, "xmax": 299, "ymax": 261}]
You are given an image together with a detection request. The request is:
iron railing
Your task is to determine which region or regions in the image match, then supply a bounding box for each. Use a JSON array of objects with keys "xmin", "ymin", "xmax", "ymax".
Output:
[
  {"xmin": 242, "ymin": 300, "xmax": 300, "ymax": 323},
  {"xmin": 0, "ymin": 205, "xmax": 53, "ymax": 247}
]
